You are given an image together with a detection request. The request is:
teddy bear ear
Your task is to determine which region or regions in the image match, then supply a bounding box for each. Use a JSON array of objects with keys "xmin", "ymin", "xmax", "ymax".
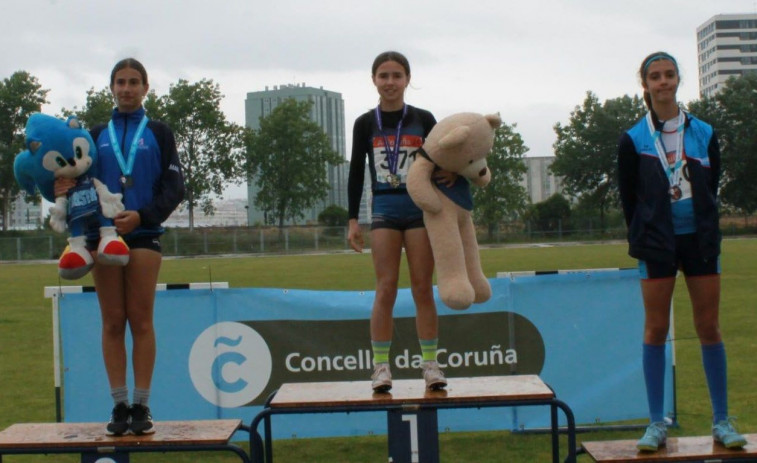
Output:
[
  {"xmin": 439, "ymin": 126, "xmax": 471, "ymax": 149},
  {"xmin": 29, "ymin": 141, "xmax": 42, "ymax": 154},
  {"xmin": 485, "ymin": 114, "xmax": 502, "ymax": 129}
]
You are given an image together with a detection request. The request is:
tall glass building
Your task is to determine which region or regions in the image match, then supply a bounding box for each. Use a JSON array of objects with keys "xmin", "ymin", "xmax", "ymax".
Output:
[{"xmin": 697, "ymin": 13, "xmax": 757, "ymax": 97}]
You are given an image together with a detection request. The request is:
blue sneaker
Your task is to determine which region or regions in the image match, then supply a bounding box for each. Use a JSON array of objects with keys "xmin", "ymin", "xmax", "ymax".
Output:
[
  {"xmin": 637, "ymin": 422, "xmax": 667, "ymax": 452},
  {"xmin": 713, "ymin": 417, "xmax": 747, "ymax": 449}
]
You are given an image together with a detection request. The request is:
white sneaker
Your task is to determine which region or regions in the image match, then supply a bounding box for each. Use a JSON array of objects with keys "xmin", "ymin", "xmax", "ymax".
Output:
[
  {"xmin": 371, "ymin": 362, "xmax": 392, "ymax": 392},
  {"xmin": 422, "ymin": 361, "xmax": 447, "ymax": 390}
]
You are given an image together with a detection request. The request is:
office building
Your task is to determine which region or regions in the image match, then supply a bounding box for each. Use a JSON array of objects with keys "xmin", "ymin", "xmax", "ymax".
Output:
[
  {"xmin": 697, "ymin": 13, "xmax": 757, "ymax": 97},
  {"xmin": 520, "ymin": 156, "xmax": 563, "ymax": 204}
]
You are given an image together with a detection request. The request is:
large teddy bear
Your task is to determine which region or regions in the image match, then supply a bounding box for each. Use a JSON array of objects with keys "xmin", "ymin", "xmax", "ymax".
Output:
[
  {"xmin": 14, "ymin": 113, "xmax": 130, "ymax": 279},
  {"xmin": 407, "ymin": 112, "xmax": 501, "ymax": 310}
]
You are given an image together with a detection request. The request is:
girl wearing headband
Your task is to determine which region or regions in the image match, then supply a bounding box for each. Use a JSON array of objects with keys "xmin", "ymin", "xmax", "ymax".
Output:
[{"xmin": 617, "ymin": 51, "xmax": 746, "ymax": 452}]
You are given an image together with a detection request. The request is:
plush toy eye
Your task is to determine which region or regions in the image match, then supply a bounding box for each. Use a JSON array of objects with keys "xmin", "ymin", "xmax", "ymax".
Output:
[
  {"xmin": 42, "ymin": 150, "xmax": 67, "ymax": 172},
  {"xmin": 72, "ymin": 137, "xmax": 90, "ymax": 160}
]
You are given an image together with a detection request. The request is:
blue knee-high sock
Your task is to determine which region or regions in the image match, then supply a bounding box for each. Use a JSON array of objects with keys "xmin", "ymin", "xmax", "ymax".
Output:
[
  {"xmin": 643, "ymin": 343, "xmax": 666, "ymax": 423},
  {"xmin": 701, "ymin": 342, "xmax": 728, "ymax": 423}
]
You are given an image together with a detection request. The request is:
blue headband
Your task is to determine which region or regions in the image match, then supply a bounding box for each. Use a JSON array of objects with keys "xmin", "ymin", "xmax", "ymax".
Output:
[{"xmin": 643, "ymin": 54, "xmax": 678, "ymax": 74}]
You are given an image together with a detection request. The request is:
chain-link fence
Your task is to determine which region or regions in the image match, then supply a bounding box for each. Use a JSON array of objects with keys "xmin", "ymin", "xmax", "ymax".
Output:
[{"xmin": 2, "ymin": 219, "xmax": 755, "ymax": 262}]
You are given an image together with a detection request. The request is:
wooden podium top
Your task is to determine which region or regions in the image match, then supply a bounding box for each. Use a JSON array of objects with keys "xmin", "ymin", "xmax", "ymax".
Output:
[
  {"xmin": 270, "ymin": 374, "xmax": 554, "ymax": 409},
  {"xmin": 582, "ymin": 434, "xmax": 757, "ymax": 462},
  {"xmin": 0, "ymin": 419, "xmax": 242, "ymax": 449}
]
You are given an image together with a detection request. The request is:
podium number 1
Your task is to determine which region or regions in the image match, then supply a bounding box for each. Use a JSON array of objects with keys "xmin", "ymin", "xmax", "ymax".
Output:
[{"xmin": 402, "ymin": 414, "xmax": 419, "ymax": 463}]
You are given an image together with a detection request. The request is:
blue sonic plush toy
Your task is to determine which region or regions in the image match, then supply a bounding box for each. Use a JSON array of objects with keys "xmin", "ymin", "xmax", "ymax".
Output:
[{"xmin": 14, "ymin": 113, "xmax": 129, "ymax": 279}]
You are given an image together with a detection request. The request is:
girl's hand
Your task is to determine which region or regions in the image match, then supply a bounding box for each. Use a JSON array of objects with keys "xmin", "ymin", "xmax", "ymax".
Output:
[
  {"xmin": 433, "ymin": 169, "xmax": 458, "ymax": 188},
  {"xmin": 54, "ymin": 177, "xmax": 76, "ymax": 197},
  {"xmin": 348, "ymin": 219, "xmax": 364, "ymax": 253},
  {"xmin": 113, "ymin": 210, "xmax": 141, "ymax": 235}
]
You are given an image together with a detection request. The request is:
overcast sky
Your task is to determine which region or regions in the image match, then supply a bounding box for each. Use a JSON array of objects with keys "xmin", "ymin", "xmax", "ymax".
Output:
[{"xmin": 3, "ymin": 0, "xmax": 753, "ymax": 199}]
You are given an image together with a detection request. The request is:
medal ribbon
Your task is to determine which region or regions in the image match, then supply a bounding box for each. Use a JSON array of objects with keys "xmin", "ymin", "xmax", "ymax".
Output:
[
  {"xmin": 108, "ymin": 115, "xmax": 149, "ymax": 178},
  {"xmin": 375, "ymin": 104, "xmax": 408, "ymax": 177},
  {"xmin": 646, "ymin": 110, "xmax": 685, "ymax": 189}
]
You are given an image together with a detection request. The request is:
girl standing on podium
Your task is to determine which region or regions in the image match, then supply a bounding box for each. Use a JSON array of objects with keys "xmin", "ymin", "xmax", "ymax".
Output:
[
  {"xmin": 617, "ymin": 51, "xmax": 745, "ymax": 452},
  {"xmin": 347, "ymin": 51, "xmax": 453, "ymax": 392},
  {"xmin": 56, "ymin": 58, "xmax": 185, "ymax": 435}
]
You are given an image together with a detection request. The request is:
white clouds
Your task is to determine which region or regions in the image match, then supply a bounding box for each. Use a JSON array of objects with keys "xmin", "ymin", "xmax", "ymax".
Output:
[{"xmin": 3, "ymin": 0, "xmax": 754, "ymax": 197}]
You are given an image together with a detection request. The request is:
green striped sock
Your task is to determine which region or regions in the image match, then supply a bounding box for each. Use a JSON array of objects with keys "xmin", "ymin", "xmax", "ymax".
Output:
[
  {"xmin": 420, "ymin": 338, "xmax": 438, "ymax": 362},
  {"xmin": 371, "ymin": 340, "xmax": 392, "ymax": 365}
]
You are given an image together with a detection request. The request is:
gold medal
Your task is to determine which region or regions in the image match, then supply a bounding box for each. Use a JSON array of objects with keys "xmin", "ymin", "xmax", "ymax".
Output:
[{"xmin": 386, "ymin": 174, "xmax": 400, "ymax": 188}]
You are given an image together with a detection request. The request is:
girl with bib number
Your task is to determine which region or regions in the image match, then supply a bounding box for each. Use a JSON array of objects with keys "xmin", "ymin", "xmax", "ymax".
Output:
[{"xmin": 347, "ymin": 51, "xmax": 455, "ymax": 392}]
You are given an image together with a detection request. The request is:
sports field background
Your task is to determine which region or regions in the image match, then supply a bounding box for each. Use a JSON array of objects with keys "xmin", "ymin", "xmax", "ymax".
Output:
[{"xmin": 1, "ymin": 239, "xmax": 755, "ymax": 462}]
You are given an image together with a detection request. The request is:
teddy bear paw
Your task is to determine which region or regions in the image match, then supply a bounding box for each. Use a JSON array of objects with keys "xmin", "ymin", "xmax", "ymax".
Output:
[{"xmin": 439, "ymin": 283, "xmax": 475, "ymax": 310}]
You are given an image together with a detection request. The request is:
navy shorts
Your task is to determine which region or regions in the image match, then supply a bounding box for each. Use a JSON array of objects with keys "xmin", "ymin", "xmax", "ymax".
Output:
[
  {"xmin": 370, "ymin": 191, "xmax": 425, "ymax": 231},
  {"xmin": 86, "ymin": 234, "xmax": 162, "ymax": 254},
  {"xmin": 638, "ymin": 233, "xmax": 720, "ymax": 279},
  {"xmin": 371, "ymin": 214, "xmax": 425, "ymax": 231}
]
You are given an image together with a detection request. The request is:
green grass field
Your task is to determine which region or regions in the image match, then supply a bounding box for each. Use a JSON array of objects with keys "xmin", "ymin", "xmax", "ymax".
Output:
[{"xmin": 1, "ymin": 239, "xmax": 756, "ymax": 462}]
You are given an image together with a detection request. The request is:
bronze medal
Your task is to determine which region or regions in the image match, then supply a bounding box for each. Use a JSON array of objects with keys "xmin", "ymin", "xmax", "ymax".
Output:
[{"xmin": 120, "ymin": 175, "xmax": 133, "ymax": 188}]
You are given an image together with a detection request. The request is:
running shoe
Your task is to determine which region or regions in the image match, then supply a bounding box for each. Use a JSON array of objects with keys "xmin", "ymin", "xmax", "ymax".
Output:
[
  {"xmin": 636, "ymin": 421, "xmax": 666, "ymax": 452},
  {"xmin": 713, "ymin": 417, "xmax": 747, "ymax": 449},
  {"xmin": 421, "ymin": 361, "xmax": 447, "ymax": 390},
  {"xmin": 105, "ymin": 402, "xmax": 130, "ymax": 436},
  {"xmin": 129, "ymin": 404, "xmax": 155, "ymax": 435},
  {"xmin": 371, "ymin": 362, "xmax": 392, "ymax": 392}
]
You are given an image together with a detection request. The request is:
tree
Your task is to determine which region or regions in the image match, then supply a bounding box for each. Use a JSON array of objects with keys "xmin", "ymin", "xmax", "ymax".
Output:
[
  {"xmin": 472, "ymin": 121, "xmax": 529, "ymax": 239},
  {"xmin": 0, "ymin": 71, "xmax": 49, "ymax": 230},
  {"xmin": 150, "ymin": 79, "xmax": 246, "ymax": 230},
  {"xmin": 247, "ymin": 98, "xmax": 341, "ymax": 229},
  {"xmin": 60, "ymin": 87, "xmax": 113, "ymax": 129},
  {"xmin": 318, "ymin": 204, "xmax": 348, "ymax": 226},
  {"xmin": 524, "ymin": 193, "xmax": 571, "ymax": 232},
  {"xmin": 689, "ymin": 74, "xmax": 757, "ymax": 218},
  {"xmin": 551, "ymin": 92, "xmax": 646, "ymax": 229}
]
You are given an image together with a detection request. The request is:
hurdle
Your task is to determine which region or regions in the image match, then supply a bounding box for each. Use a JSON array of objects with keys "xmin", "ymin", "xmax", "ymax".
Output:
[
  {"xmin": 44, "ymin": 282, "xmax": 229, "ymax": 422},
  {"xmin": 582, "ymin": 434, "xmax": 757, "ymax": 462},
  {"xmin": 249, "ymin": 375, "xmax": 577, "ymax": 463},
  {"xmin": 0, "ymin": 419, "xmax": 251, "ymax": 462}
]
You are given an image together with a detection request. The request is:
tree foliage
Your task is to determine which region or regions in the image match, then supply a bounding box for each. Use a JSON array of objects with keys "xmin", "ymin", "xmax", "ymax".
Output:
[
  {"xmin": 149, "ymin": 79, "xmax": 246, "ymax": 230},
  {"xmin": 688, "ymin": 74, "xmax": 757, "ymax": 217},
  {"xmin": 551, "ymin": 92, "xmax": 645, "ymax": 228},
  {"xmin": 60, "ymin": 87, "xmax": 113, "ymax": 129},
  {"xmin": 318, "ymin": 204, "xmax": 348, "ymax": 226},
  {"xmin": 524, "ymin": 193, "xmax": 571, "ymax": 232},
  {"xmin": 472, "ymin": 121, "xmax": 529, "ymax": 239},
  {"xmin": 247, "ymin": 98, "xmax": 341, "ymax": 228},
  {"xmin": 0, "ymin": 71, "xmax": 49, "ymax": 230}
]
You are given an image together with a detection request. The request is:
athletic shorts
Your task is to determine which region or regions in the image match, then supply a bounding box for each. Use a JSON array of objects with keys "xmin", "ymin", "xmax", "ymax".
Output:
[
  {"xmin": 86, "ymin": 234, "xmax": 162, "ymax": 254},
  {"xmin": 371, "ymin": 214, "xmax": 425, "ymax": 231},
  {"xmin": 638, "ymin": 233, "xmax": 720, "ymax": 279},
  {"xmin": 370, "ymin": 191, "xmax": 425, "ymax": 231}
]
